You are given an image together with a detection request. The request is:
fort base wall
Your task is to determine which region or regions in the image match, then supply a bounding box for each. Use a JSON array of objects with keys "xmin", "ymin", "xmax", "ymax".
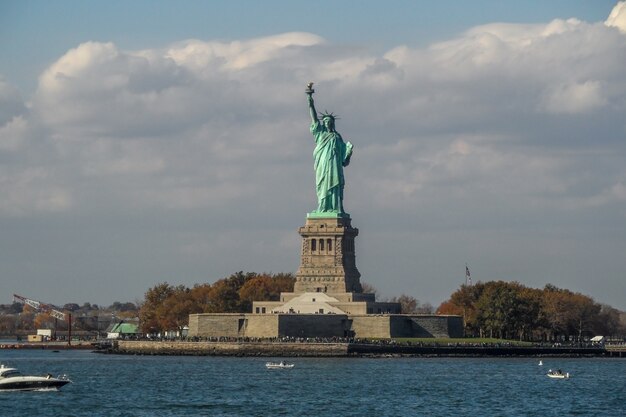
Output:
[
  {"xmin": 189, "ymin": 313, "xmax": 463, "ymax": 339},
  {"xmin": 189, "ymin": 313, "xmax": 351, "ymax": 339}
]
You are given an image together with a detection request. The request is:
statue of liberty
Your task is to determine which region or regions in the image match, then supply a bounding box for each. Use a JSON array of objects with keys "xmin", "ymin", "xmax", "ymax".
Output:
[{"xmin": 305, "ymin": 83, "xmax": 353, "ymax": 216}]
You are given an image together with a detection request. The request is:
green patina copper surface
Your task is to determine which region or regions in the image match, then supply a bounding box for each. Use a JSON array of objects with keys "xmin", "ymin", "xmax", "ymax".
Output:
[
  {"xmin": 306, "ymin": 83, "xmax": 352, "ymax": 218},
  {"xmin": 306, "ymin": 211, "xmax": 350, "ymax": 219}
]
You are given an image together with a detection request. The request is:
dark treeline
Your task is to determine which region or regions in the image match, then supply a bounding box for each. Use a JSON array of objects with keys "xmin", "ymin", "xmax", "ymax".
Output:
[
  {"xmin": 0, "ymin": 301, "xmax": 139, "ymax": 336},
  {"xmin": 437, "ymin": 281, "xmax": 624, "ymax": 341},
  {"xmin": 139, "ymin": 272, "xmax": 295, "ymax": 334}
]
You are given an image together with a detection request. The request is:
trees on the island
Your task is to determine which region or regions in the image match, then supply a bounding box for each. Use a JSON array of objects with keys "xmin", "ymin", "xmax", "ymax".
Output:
[
  {"xmin": 361, "ymin": 283, "xmax": 433, "ymax": 314},
  {"xmin": 360, "ymin": 282, "xmax": 379, "ymax": 297},
  {"xmin": 239, "ymin": 273, "xmax": 294, "ymax": 312},
  {"xmin": 138, "ymin": 282, "xmax": 177, "ymax": 334},
  {"xmin": 33, "ymin": 311, "xmax": 56, "ymax": 330},
  {"xmin": 0, "ymin": 315, "xmax": 17, "ymax": 334},
  {"xmin": 438, "ymin": 281, "xmax": 623, "ymax": 342},
  {"xmin": 387, "ymin": 294, "xmax": 434, "ymax": 314},
  {"xmin": 540, "ymin": 284, "xmax": 602, "ymax": 340},
  {"xmin": 138, "ymin": 272, "xmax": 295, "ymax": 333},
  {"xmin": 390, "ymin": 294, "xmax": 418, "ymax": 313},
  {"xmin": 594, "ymin": 304, "xmax": 623, "ymax": 336},
  {"xmin": 470, "ymin": 281, "xmax": 540, "ymax": 340}
]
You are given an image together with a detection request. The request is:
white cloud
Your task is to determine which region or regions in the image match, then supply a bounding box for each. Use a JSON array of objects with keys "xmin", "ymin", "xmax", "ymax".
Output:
[
  {"xmin": 605, "ymin": 1, "xmax": 626, "ymax": 32},
  {"xmin": 0, "ymin": 78, "xmax": 27, "ymax": 126},
  {"xmin": 0, "ymin": 167, "xmax": 73, "ymax": 216},
  {"xmin": 0, "ymin": 115, "xmax": 29, "ymax": 151},
  {"xmin": 541, "ymin": 80, "xmax": 607, "ymax": 114},
  {"xmin": 11, "ymin": 12, "xmax": 626, "ymax": 220},
  {"xmin": 611, "ymin": 181, "xmax": 626, "ymax": 201},
  {"xmin": 166, "ymin": 32, "xmax": 323, "ymax": 72}
]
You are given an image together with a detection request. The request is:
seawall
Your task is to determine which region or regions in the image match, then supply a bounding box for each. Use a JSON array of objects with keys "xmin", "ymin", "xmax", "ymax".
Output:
[
  {"xmin": 0, "ymin": 341, "xmax": 94, "ymax": 350},
  {"xmin": 107, "ymin": 340, "xmax": 606, "ymax": 357},
  {"xmin": 348, "ymin": 343, "xmax": 605, "ymax": 357},
  {"xmin": 112, "ymin": 340, "xmax": 349, "ymax": 356}
]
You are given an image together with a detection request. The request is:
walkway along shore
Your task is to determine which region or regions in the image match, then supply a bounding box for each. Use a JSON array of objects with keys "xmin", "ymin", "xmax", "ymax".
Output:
[{"xmin": 100, "ymin": 340, "xmax": 617, "ymax": 357}]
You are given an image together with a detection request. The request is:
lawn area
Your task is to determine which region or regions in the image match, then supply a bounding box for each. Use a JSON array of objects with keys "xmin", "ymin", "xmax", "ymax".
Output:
[{"xmin": 388, "ymin": 337, "xmax": 534, "ymax": 347}]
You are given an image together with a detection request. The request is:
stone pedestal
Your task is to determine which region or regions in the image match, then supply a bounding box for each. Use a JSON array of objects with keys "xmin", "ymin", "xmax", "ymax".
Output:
[
  {"xmin": 253, "ymin": 213, "xmax": 402, "ymax": 317},
  {"xmin": 294, "ymin": 216, "xmax": 363, "ymax": 294}
]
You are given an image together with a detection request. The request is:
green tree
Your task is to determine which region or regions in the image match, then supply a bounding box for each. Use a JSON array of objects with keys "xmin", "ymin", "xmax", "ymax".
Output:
[
  {"xmin": 360, "ymin": 282, "xmax": 379, "ymax": 298},
  {"xmin": 569, "ymin": 293, "xmax": 601, "ymax": 341},
  {"xmin": 517, "ymin": 287, "xmax": 543, "ymax": 341},
  {"xmin": 436, "ymin": 299, "xmax": 464, "ymax": 316},
  {"xmin": 542, "ymin": 285, "xmax": 570, "ymax": 339},
  {"xmin": 594, "ymin": 304, "xmax": 623, "ymax": 337},
  {"xmin": 540, "ymin": 284, "xmax": 607, "ymax": 341},
  {"xmin": 442, "ymin": 281, "xmax": 542, "ymax": 339},
  {"xmin": 0, "ymin": 315, "xmax": 16, "ymax": 334},
  {"xmin": 443, "ymin": 282, "xmax": 485, "ymax": 336},
  {"xmin": 207, "ymin": 279, "xmax": 241, "ymax": 313},
  {"xmin": 474, "ymin": 281, "xmax": 523, "ymax": 339},
  {"xmin": 158, "ymin": 286, "xmax": 197, "ymax": 331},
  {"xmin": 190, "ymin": 284, "xmax": 214, "ymax": 312},
  {"xmin": 139, "ymin": 282, "xmax": 175, "ymax": 334},
  {"xmin": 238, "ymin": 273, "xmax": 295, "ymax": 312}
]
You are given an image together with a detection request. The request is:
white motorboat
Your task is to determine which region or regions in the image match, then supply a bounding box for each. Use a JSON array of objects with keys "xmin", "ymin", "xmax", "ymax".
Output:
[
  {"xmin": 265, "ymin": 361, "xmax": 294, "ymax": 369},
  {"xmin": 0, "ymin": 364, "xmax": 71, "ymax": 391},
  {"xmin": 546, "ymin": 369, "xmax": 569, "ymax": 379}
]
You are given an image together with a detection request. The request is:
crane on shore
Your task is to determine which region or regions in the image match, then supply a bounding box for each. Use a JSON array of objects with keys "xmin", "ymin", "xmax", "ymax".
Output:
[{"xmin": 13, "ymin": 294, "xmax": 73, "ymax": 345}]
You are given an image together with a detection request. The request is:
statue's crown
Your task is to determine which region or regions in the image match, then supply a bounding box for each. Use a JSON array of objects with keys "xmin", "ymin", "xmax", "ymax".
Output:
[{"xmin": 319, "ymin": 111, "xmax": 339, "ymax": 121}]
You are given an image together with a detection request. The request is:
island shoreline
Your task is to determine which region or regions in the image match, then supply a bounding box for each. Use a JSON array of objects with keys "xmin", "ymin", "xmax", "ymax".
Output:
[{"xmin": 98, "ymin": 340, "xmax": 617, "ymax": 358}]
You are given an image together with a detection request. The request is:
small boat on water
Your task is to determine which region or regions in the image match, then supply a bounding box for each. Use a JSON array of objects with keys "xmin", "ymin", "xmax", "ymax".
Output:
[
  {"xmin": 546, "ymin": 369, "xmax": 570, "ymax": 379},
  {"xmin": 265, "ymin": 361, "xmax": 294, "ymax": 369},
  {"xmin": 0, "ymin": 364, "xmax": 71, "ymax": 391}
]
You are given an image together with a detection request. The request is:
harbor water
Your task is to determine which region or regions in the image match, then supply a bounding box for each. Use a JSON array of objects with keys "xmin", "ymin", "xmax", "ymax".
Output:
[{"xmin": 1, "ymin": 349, "xmax": 625, "ymax": 416}]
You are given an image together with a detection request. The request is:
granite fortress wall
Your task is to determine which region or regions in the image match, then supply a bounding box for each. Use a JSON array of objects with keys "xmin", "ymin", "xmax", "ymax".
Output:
[
  {"xmin": 350, "ymin": 315, "xmax": 463, "ymax": 339},
  {"xmin": 189, "ymin": 314, "xmax": 351, "ymax": 338},
  {"xmin": 189, "ymin": 313, "xmax": 463, "ymax": 339}
]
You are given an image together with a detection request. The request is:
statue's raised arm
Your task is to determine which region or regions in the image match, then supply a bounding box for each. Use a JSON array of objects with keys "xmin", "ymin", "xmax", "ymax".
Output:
[{"xmin": 306, "ymin": 82, "xmax": 318, "ymax": 124}]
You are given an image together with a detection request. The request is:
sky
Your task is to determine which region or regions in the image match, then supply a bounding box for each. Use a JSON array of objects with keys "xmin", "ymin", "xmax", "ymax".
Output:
[{"xmin": 1, "ymin": 1, "xmax": 625, "ymax": 310}]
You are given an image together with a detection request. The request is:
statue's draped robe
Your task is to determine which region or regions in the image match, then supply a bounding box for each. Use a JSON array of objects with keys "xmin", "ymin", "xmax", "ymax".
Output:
[{"xmin": 310, "ymin": 120, "xmax": 353, "ymax": 213}]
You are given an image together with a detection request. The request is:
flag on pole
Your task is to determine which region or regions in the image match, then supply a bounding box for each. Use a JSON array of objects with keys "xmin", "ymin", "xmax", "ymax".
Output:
[{"xmin": 465, "ymin": 265, "xmax": 472, "ymax": 286}]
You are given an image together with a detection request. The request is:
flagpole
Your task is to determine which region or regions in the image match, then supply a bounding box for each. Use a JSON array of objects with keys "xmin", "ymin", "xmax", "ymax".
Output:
[{"xmin": 465, "ymin": 263, "xmax": 472, "ymax": 286}]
